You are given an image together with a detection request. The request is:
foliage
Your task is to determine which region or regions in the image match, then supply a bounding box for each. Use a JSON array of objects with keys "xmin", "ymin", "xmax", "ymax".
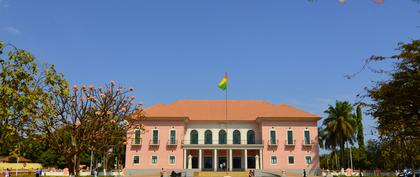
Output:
[
  {"xmin": 0, "ymin": 41, "xmax": 68, "ymax": 155},
  {"xmin": 364, "ymin": 40, "xmax": 420, "ymax": 168},
  {"xmin": 321, "ymin": 100, "xmax": 357, "ymax": 169},
  {"xmin": 355, "ymin": 105, "xmax": 366, "ymax": 168},
  {"xmin": 35, "ymin": 81, "xmax": 145, "ymax": 177}
]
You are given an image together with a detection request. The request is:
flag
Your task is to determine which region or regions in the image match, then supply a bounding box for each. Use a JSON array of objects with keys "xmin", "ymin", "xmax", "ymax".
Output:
[{"xmin": 218, "ymin": 73, "xmax": 228, "ymax": 91}]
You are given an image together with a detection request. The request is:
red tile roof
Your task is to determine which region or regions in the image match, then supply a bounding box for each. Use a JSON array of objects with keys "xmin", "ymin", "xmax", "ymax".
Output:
[{"xmin": 144, "ymin": 100, "xmax": 320, "ymax": 121}]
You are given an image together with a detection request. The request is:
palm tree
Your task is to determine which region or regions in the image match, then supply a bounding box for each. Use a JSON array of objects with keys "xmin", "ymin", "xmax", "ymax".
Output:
[{"xmin": 322, "ymin": 100, "xmax": 356, "ymax": 169}]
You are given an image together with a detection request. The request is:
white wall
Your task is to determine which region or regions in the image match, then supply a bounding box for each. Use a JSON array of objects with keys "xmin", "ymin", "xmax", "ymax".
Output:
[{"xmin": 184, "ymin": 121, "xmax": 259, "ymax": 144}]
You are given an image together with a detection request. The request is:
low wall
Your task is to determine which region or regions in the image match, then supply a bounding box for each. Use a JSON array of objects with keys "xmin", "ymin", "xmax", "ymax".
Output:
[{"xmin": 0, "ymin": 163, "xmax": 43, "ymax": 170}]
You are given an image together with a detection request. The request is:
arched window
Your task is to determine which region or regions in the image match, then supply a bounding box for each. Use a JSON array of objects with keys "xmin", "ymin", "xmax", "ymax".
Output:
[
  {"xmin": 205, "ymin": 130, "xmax": 213, "ymax": 144},
  {"xmin": 218, "ymin": 130, "xmax": 227, "ymax": 144},
  {"xmin": 247, "ymin": 130, "xmax": 255, "ymax": 144},
  {"xmin": 233, "ymin": 130, "xmax": 241, "ymax": 144},
  {"xmin": 190, "ymin": 130, "xmax": 198, "ymax": 144}
]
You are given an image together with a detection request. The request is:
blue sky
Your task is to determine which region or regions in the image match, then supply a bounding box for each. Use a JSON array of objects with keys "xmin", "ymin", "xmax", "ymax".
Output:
[{"xmin": 1, "ymin": 0, "xmax": 419, "ymax": 142}]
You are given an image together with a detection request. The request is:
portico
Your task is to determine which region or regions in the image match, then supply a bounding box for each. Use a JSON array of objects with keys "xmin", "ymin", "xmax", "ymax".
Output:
[{"xmin": 183, "ymin": 146, "xmax": 263, "ymax": 171}]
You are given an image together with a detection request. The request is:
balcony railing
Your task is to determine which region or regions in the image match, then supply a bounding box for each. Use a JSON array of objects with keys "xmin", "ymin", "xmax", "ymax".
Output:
[
  {"xmin": 285, "ymin": 139, "xmax": 296, "ymax": 146},
  {"xmin": 132, "ymin": 139, "xmax": 142, "ymax": 146},
  {"xmin": 182, "ymin": 139, "xmax": 263, "ymax": 145},
  {"xmin": 149, "ymin": 139, "xmax": 160, "ymax": 146},
  {"xmin": 267, "ymin": 139, "xmax": 279, "ymax": 146},
  {"xmin": 167, "ymin": 139, "xmax": 178, "ymax": 146},
  {"xmin": 302, "ymin": 140, "xmax": 314, "ymax": 146}
]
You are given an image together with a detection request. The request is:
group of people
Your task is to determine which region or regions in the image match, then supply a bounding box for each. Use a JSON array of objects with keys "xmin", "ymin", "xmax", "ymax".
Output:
[{"xmin": 2, "ymin": 168, "xmax": 42, "ymax": 177}]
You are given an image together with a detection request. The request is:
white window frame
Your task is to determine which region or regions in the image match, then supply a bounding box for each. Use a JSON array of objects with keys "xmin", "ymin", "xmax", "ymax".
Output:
[
  {"xmin": 168, "ymin": 155, "xmax": 176, "ymax": 165},
  {"xmin": 270, "ymin": 155, "xmax": 278, "ymax": 165},
  {"xmin": 169, "ymin": 129, "xmax": 176, "ymax": 144},
  {"xmin": 134, "ymin": 129, "xmax": 141, "ymax": 145},
  {"xmin": 269, "ymin": 129, "xmax": 277, "ymax": 145},
  {"xmin": 152, "ymin": 129, "xmax": 159, "ymax": 144},
  {"xmin": 151, "ymin": 155, "xmax": 158, "ymax": 165},
  {"xmin": 286, "ymin": 128, "xmax": 294, "ymax": 145},
  {"xmin": 303, "ymin": 128, "xmax": 311, "ymax": 144},
  {"xmin": 305, "ymin": 155, "xmax": 312, "ymax": 164},
  {"xmin": 133, "ymin": 155, "xmax": 140, "ymax": 165},
  {"xmin": 288, "ymin": 155, "xmax": 295, "ymax": 165}
]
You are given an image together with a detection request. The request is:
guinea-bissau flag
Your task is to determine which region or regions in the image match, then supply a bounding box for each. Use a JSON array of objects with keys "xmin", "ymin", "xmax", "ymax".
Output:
[{"xmin": 218, "ymin": 73, "xmax": 228, "ymax": 91}]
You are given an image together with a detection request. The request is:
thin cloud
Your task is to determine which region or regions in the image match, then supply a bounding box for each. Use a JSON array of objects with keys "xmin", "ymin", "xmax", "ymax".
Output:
[
  {"xmin": 0, "ymin": 0, "xmax": 9, "ymax": 8},
  {"xmin": 4, "ymin": 26, "xmax": 21, "ymax": 35}
]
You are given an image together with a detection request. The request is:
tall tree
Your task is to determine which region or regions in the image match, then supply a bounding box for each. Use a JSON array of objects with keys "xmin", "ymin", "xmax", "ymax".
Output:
[
  {"xmin": 365, "ymin": 40, "xmax": 420, "ymax": 168},
  {"xmin": 322, "ymin": 100, "xmax": 357, "ymax": 169},
  {"xmin": 36, "ymin": 81, "xmax": 145, "ymax": 177},
  {"xmin": 355, "ymin": 105, "xmax": 364, "ymax": 149},
  {"xmin": 0, "ymin": 41, "xmax": 67, "ymax": 153}
]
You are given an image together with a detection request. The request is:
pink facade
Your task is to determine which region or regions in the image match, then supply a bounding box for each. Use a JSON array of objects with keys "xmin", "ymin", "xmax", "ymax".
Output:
[
  {"xmin": 260, "ymin": 120, "xmax": 319, "ymax": 172},
  {"xmin": 124, "ymin": 100, "xmax": 321, "ymax": 175},
  {"xmin": 125, "ymin": 120, "xmax": 186, "ymax": 170}
]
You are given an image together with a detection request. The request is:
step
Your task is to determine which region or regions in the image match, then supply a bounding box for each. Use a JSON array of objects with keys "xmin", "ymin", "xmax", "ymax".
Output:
[{"xmin": 195, "ymin": 171, "xmax": 249, "ymax": 177}]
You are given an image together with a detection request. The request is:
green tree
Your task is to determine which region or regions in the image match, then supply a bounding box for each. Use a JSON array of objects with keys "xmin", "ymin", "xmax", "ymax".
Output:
[
  {"xmin": 355, "ymin": 104, "xmax": 367, "ymax": 169},
  {"xmin": 322, "ymin": 100, "xmax": 356, "ymax": 169},
  {"xmin": 36, "ymin": 81, "xmax": 145, "ymax": 177},
  {"xmin": 365, "ymin": 40, "xmax": 420, "ymax": 168},
  {"xmin": 0, "ymin": 41, "xmax": 68, "ymax": 154}
]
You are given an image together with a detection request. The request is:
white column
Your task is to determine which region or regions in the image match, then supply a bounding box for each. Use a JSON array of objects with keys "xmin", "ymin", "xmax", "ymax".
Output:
[
  {"xmin": 244, "ymin": 149, "xmax": 248, "ymax": 170},
  {"xmin": 183, "ymin": 149, "xmax": 187, "ymax": 169},
  {"xmin": 259, "ymin": 149, "xmax": 263, "ymax": 169},
  {"xmin": 199, "ymin": 149, "xmax": 202, "ymax": 170},
  {"xmin": 229, "ymin": 149, "xmax": 232, "ymax": 171},
  {"xmin": 214, "ymin": 149, "xmax": 217, "ymax": 171},
  {"xmin": 188, "ymin": 154, "xmax": 192, "ymax": 169},
  {"xmin": 255, "ymin": 155, "xmax": 260, "ymax": 170}
]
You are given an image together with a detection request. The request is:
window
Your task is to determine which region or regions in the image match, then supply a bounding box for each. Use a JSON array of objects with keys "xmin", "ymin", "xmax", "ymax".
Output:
[
  {"xmin": 305, "ymin": 156, "xmax": 312, "ymax": 164},
  {"xmin": 169, "ymin": 155, "xmax": 176, "ymax": 164},
  {"xmin": 233, "ymin": 130, "xmax": 241, "ymax": 144},
  {"xmin": 287, "ymin": 129, "xmax": 294, "ymax": 145},
  {"xmin": 152, "ymin": 129, "xmax": 159, "ymax": 144},
  {"xmin": 205, "ymin": 130, "xmax": 213, "ymax": 144},
  {"xmin": 190, "ymin": 130, "xmax": 198, "ymax": 144},
  {"xmin": 271, "ymin": 156, "xmax": 278, "ymax": 164},
  {"xmin": 219, "ymin": 130, "xmax": 227, "ymax": 144},
  {"xmin": 134, "ymin": 129, "xmax": 141, "ymax": 145},
  {"xmin": 151, "ymin": 155, "xmax": 158, "ymax": 164},
  {"xmin": 247, "ymin": 130, "xmax": 255, "ymax": 144},
  {"xmin": 304, "ymin": 129, "xmax": 310, "ymax": 145},
  {"xmin": 270, "ymin": 130, "xmax": 276, "ymax": 145},
  {"xmin": 288, "ymin": 156, "xmax": 295, "ymax": 165},
  {"xmin": 170, "ymin": 129, "xmax": 176, "ymax": 144},
  {"xmin": 133, "ymin": 156, "xmax": 139, "ymax": 164}
]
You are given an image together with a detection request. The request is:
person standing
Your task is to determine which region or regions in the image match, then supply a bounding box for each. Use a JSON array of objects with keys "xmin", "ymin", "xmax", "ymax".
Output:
[
  {"xmin": 5, "ymin": 168, "xmax": 10, "ymax": 177},
  {"xmin": 35, "ymin": 168, "xmax": 40, "ymax": 177},
  {"xmin": 160, "ymin": 168, "xmax": 165, "ymax": 177},
  {"xmin": 303, "ymin": 169, "xmax": 307, "ymax": 177},
  {"xmin": 93, "ymin": 169, "xmax": 98, "ymax": 177}
]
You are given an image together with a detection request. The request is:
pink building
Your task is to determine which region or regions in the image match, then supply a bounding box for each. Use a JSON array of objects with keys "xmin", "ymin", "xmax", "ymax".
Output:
[{"xmin": 125, "ymin": 100, "xmax": 320, "ymax": 176}]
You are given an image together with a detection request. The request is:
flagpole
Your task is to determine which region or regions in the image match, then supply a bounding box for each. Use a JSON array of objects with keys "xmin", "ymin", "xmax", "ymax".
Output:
[{"xmin": 225, "ymin": 72, "xmax": 228, "ymax": 174}]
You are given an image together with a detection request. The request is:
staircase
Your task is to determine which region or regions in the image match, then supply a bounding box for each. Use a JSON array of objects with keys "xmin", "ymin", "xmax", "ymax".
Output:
[{"xmin": 194, "ymin": 171, "xmax": 249, "ymax": 177}]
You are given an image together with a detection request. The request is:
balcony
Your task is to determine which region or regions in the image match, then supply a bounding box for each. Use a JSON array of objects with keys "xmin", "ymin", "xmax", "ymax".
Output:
[
  {"xmin": 267, "ymin": 139, "xmax": 279, "ymax": 146},
  {"xmin": 302, "ymin": 140, "xmax": 314, "ymax": 147},
  {"xmin": 149, "ymin": 139, "xmax": 160, "ymax": 146},
  {"xmin": 285, "ymin": 139, "xmax": 296, "ymax": 146},
  {"xmin": 167, "ymin": 139, "xmax": 178, "ymax": 146},
  {"xmin": 132, "ymin": 139, "xmax": 142, "ymax": 146},
  {"xmin": 181, "ymin": 139, "xmax": 263, "ymax": 146}
]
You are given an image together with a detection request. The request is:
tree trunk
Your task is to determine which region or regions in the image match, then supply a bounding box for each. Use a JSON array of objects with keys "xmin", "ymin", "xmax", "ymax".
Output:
[
  {"xmin": 67, "ymin": 157, "xmax": 75, "ymax": 177},
  {"xmin": 75, "ymin": 155, "xmax": 81, "ymax": 177},
  {"xmin": 340, "ymin": 139, "xmax": 345, "ymax": 169}
]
